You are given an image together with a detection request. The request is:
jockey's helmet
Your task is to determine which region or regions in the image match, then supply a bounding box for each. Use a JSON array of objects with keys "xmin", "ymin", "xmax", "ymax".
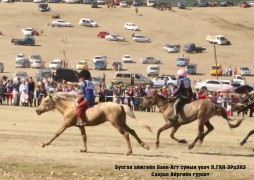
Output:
[
  {"xmin": 177, "ymin": 69, "xmax": 187, "ymax": 78},
  {"xmin": 78, "ymin": 69, "xmax": 91, "ymax": 80}
]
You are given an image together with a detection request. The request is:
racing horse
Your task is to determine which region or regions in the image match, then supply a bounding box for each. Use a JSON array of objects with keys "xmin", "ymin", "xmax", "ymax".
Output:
[
  {"xmin": 36, "ymin": 92, "xmax": 151, "ymax": 155},
  {"xmin": 139, "ymin": 93, "xmax": 243, "ymax": 150}
]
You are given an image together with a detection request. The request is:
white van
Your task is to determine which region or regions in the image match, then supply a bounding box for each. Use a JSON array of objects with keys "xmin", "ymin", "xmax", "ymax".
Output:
[
  {"xmin": 147, "ymin": 0, "xmax": 156, "ymax": 7},
  {"xmin": 147, "ymin": 65, "xmax": 160, "ymax": 77},
  {"xmin": 112, "ymin": 72, "xmax": 153, "ymax": 86}
]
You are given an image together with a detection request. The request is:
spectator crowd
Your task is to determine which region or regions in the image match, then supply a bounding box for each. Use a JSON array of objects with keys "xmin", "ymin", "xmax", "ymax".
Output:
[{"xmin": 0, "ymin": 76, "xmax": 253, "ymax": 117}]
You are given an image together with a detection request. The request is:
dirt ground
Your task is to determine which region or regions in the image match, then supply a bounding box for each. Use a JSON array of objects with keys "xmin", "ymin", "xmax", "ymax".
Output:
[
  {"xmin": 0, "ymin": 105, "xmax": 254, "ymax": 180},
  {"xmin": 1, "ymin": 2, "xmax": 254, "ymax": 180}
]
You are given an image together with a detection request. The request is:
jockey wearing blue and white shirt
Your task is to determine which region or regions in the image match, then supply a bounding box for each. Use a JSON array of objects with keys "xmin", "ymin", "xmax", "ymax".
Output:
[
  {"xmin": 76, "ymin": 70, "xmax": 94, "ymax": 126},
  {"xmin": 81, "ymin": 79, "xmax": 95, "ymax": 108},
  {"xmin": 170, "ymin": 69, "xmax": 193, "ymax": 124}
]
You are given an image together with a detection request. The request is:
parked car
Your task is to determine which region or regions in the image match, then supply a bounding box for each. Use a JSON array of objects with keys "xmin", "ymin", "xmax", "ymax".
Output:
[
  {"xmin": 210, "ymin": 64, "xmax": 223, "ymax": 76},
  {"xmin": 147, "ymin": 0, "xmax": 156, "ymax": 7},
  {"xmin": 141, "ymin": 57, "xmax": 161, "ymax": 64},
  {"xmin": 11, "ymin": 35, "xmax": 35, "ymax": 46},
  {"xmin": 233, "ymin": 75, "xmax": 246, "ymax": 85},
  {"xmin": 194, "ymin": 79, "xmax": 229, "ymax": 91},
  {"xmin": 124, "ymin": 23, "xmax": 139, "ymax": 31},
  {"xmin": 16, "ymin": 53, "xmax": 25, "ymax": 61},
  {"xmin": 240, "ymin": 1, "xmax": 251, "ymax": 7},
  {"xmin": 31, "ymin": 60, "xmax": 45, "ymax": 68},
  {"xmin": 187, "ymin": 63, "xmax": 197, "ymax": 74},
  {"xmin": 52, "ymin": 19, "xmax": 72, "ymax": 27},
  {"xmin": 48, "ymin": 59, "xmax": 62, "ymax": 69},
  {"xmin": 38, "ymin": 3, "xmax": 50, "ymax": 11},
  {"xmin": 219, "ymin": 1, "xmax": 229, "ymax": 6},
  {"xmin": 97, "ymin": 0, "xmax": 106, "ymax": 5},
  {"xmin": 176, "ymin": 56, "xmax": 189, "ymax": 67},
  {"xmin": 91, "ymin": 1, "xmax": 98, "ymax": 7},
  {"xmin": 15, "ymin": 59, "xmax": 30, "ymax": 68},
  {"xmin": 29, "ymin": 54, "xmax": 42, "ymax": 65},
  {"xmin": 95, "ymin": 61, "xmax": 107, "ymax": 70},
  {"xmin": 0, "ymin": 62, "xmax": 4, "ymax": 73},
  {"xmin": 79, "ymin": 18, "xmax": 98, "ymax": 27},
  {"xmin": 105, "ymin": 34, "xmax": 125, "ymax": 41},
  {"xmin": 219, "ymin": 79, "xmax": 241, "ymax": 92},
  {"xmin": 239, "ymin": 66, "xmax": 251, "ymax": 75},
  {"xmin": 120, "ymin": 1, "xmax": 128, "ymax": 7},
  {"xmin": 112, "ymin": 72, "xmax": 153, "ymax": 86},
  {"xmin": 163, "ymin": 43, "xmax": 180, "ymax": 53},
  {"xmin": 112, "ymin": 62, "xmax": 123, "ymax": 71},
  {"xmin": 133, "ymin": 35, "xmax": 150, "ymax": 43},
  {"xmin": 75, "ymin": 59, "xmax": 88, "ymax": 70},
  {"xmin": 21, "ymin": 28, "xmax": 36, "ymax": 36},
  {"xmin": 133, "ymin": 0, "xmax": 142, "ymax": 6},
  {"xmin": 249, "ymin": 1, "xmax": 254, "ymax": 6},
  {"xmin": 97, "ymin": 31, "xmax": 110, "ymax": 38},
  {"xmin": 178, "ymin": 1, "xmax": 186, "ymax": 8},
  {"xmin": 183, "ymin": 43, "xmax": 206, "ymax": 53},
  {"xmin": 91, "ymin": 76, "xmax": 103, "ymax": 86},
  {"xmin": 206, "ymin": 34, "xmax": 231, "ymax": 45},
  {"xmin": 35, "ymin": 68, "xmax": 52, "ymax": 81},
  {"xmin": 122, "ymin": 55, "xmax": 133, "ymax": 63},
  {"xmin": 147, "ymin": 65, "xmax": 160, "ymax": 77},
  {"xmin": 152, "ymin": 75, "xmax": 178, "ymax": 88},
  {"xmin": 13, "ymin": 71, "xmax": 28, "ymax": 82},
  {"xmin": 197, "ymin": 0, "xmax": 209, "ymax": 7},
  {"xmin": 53, "ymin": 68, "xmax": 79, "ymax": 83},
  {"xmin": 93, "ymin": 55, "xmax": 107, "ymax": 64}
]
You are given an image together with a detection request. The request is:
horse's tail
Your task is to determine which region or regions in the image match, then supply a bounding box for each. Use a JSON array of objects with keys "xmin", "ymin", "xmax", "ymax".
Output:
[
  {"xmin": 121, "ymin": 105, "xmax": 152, "ymax": 133},
  {"xmin": 219, "ymin": 106, "xmax": 244, "ymax": 128}
]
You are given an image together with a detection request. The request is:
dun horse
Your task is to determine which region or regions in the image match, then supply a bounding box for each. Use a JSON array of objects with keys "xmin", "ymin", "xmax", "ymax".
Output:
[
  {"xmin": 36, "ymin": 92, "xmax": 151, "ymax": 155},
  {"xmin": 139, "ymin": 94, "xmax": 243, "ymax": 150}
]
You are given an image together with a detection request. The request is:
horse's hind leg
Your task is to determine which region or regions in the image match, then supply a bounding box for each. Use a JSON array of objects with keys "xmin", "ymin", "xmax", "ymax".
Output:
[
  {"xmin": 113, "ymin": 124, "xmax": 132, "ymax": 156},
  {"xmin": 156, "ymin": 122, "xmax": 173, "ymax": 149},
  {"xmin": 240, "ymin": 129, "xmax": 254, "ymax": 146},
  {"xmin": 122, "ymin": 123, "xmax": 149, "ymax": 150},
  {"xmin": 170, "ymin": 125, "xmax": 188, "ymax": 144},
  {"xmin": 79, "ymin": 127, "xmax": 87, "ymax": 153},
  {"xmin": 199, "ymin": 120, "xmax": 214, "ymax": 145}
]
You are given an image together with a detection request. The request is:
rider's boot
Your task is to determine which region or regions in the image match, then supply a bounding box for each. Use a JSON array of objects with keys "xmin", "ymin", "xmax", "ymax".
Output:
[{"xmin": 170, "ymin": 114, "xmax": 179, "ymax": 125}]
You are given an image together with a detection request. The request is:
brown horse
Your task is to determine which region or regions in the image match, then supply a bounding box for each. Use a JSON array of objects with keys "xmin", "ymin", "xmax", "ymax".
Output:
[
  {"xmin": 139, "ymin": 94, "xmax": 243, "ymax": 150},
  {"xmin": 35, "ymin": 92, "xmax": 151, "ymax": 155}
]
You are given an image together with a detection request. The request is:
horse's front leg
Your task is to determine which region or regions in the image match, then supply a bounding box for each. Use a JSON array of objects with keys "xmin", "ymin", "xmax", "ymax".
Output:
[
  {"xmin": 41, "ymin": 122, "xmax": 70, "ymax": 148},
  {"xmin": 79, "ymin": 126, "xmax": 87, "ymax": 152}
]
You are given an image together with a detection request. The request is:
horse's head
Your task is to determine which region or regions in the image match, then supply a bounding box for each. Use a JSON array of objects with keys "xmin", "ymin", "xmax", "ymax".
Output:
[
  {"xmin": 36, "ymin": 94, "xmax": 56, "ymax": 115},
  {"xmin": 138, "ymin": 93, "xmax": 159, "ymax": 110}
]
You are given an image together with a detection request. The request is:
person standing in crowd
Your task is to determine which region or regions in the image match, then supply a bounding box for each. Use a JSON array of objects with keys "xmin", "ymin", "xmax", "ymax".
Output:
[
  {"xmin": 97, "ymin": 85, "xmax": 106, "ymax": 103},
  {"xmin": 105, "ymin": 85, "xmax": 113, "ymax": 102},
  {"xmin": 0, "ymin": 80, "xmax": 4, "ymax": 105},
  {"xmin": 145, "ymin": 85, "xmax": 152, "ymax": 95},
  {"xmin": 115, "ymin": 85, "xmax": 122, "ymax": 104},
  {"xmin": 19, "ymin": 79, "xmax": 28, "ymax": 93},
  {"xmin": 28, "ymin": 77, "xmax": 35, "ymax": 107},
  {"xmin": 13, "ymin": 77, "xmax": 21, "ymax": 106},
  {"xmin": 234, "ymin": 67, "xmax": 238, "ymax": 75},
  {"xmin": 20, "ymin": 89, "xmax": 29, "ymax": 106},
  {"xmin": 33, "ymin": 85, "xmax": 41, "ymax": 107},
  {"xmin": 228, "ymin": 67, "xmax": 232, "ymax": 76},
  {"xmin": 12, "ymin": 87, "xmax": 19, "ymax": 106},
  {"xmin": 6, "ymin": 80, "xmax": 14, "ymax": 105}
]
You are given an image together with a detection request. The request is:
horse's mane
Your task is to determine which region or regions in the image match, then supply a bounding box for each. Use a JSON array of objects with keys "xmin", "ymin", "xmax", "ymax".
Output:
[{"xmin": 53, "ymin": 92, "xmax": 78, "ymax": 102}]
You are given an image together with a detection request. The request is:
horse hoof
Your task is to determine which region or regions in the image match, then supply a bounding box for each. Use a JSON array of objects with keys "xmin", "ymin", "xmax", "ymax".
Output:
[
  {"xmin": 125, "ymin": 151, "xmax": 132, "ymax": 156},
  {"xmin": 41, "ymin": 144, "xmax": 46, "ymax": 148},
  {"xmin": 179, "ymin": 139, "xmax": 188, "ymax": 144},
  {"xmin": 155, "ymin": 143, "xmax": 159, "ymax": 149},
  {"xmin": 240, "ymin": 141, "xmax": 246, "ymax": 146},
  {"xmin": 80, "ymin": 149, "xmax": 87, "ymax": 153},
  {"xmin": 188, "ymin": 145, "xmax": 194, "ymax": 150}
]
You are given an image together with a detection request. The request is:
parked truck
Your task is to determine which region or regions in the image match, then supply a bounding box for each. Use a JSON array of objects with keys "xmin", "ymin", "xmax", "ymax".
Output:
[
  {"xmin": 206, "ymin": 35, "xmax": 231, "ymax": 45},
  {"xmin": 183, "ymin": 43, "xmax": 206, "ymax": 53},
  {"xmin": 11, "ymin": 35, "xmax": 35, "ymax": 46}
]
